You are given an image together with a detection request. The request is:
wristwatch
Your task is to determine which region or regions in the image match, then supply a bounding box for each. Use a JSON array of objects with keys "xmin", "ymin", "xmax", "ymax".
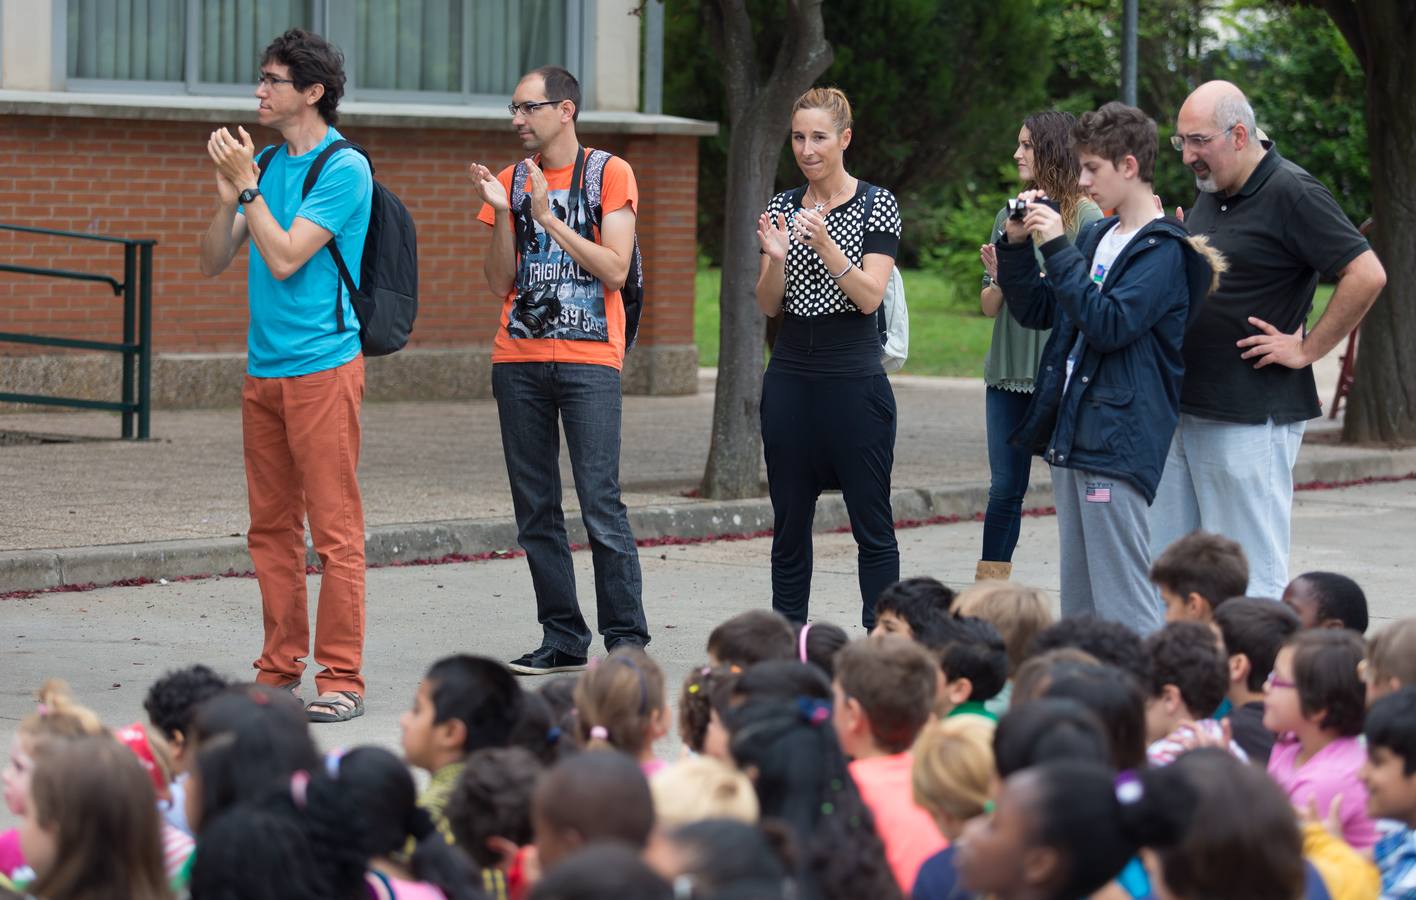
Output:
[{"xmin": 238, "ymin": 187, "xmax": 261, "ymax": 205}]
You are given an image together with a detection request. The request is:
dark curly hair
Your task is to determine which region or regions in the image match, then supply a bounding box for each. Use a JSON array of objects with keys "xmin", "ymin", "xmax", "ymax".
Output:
[
  {"xmin": 445, "ymin": 746, "xmax": 542, "ymax": 867},
  {"xmin": 143, "ymin": 664, "xmax": 229, "ymax": 741},
  {"xmin": 1023, "ymin": 110, "xmax": 1085, "ymax": 232},
  {"xmin": 1029, "ymin": 616, "xmax": 1151, "ymax": 687},
  {"xmin": 1145, "ymin": 622, "xmax": 1229, "ymax": 718},
  {"xmin": 261, "ymin": 28, "xmax": 347, "ymax": 125}
]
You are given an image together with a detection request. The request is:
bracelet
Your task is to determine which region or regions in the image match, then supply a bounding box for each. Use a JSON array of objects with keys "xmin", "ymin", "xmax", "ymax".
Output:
[{"xmin": 829, "ymin": 262, "xmax": 853, "ymax": 280}]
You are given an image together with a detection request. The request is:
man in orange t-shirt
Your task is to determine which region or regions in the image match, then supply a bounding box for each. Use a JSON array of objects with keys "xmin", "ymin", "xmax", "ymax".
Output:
[{"xmin": 469, "ymin": 65, "xmax": 648, "ymax": 675}]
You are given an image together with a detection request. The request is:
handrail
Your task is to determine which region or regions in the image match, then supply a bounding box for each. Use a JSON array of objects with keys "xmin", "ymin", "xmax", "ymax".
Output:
[{"xmin": 0, "ymin": 225, "xmax": 156, "ymax": 439}]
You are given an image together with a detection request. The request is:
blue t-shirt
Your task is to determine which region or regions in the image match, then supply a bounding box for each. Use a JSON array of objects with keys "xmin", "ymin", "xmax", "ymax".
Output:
[{"xmin": 241, "ymin": 127, "xmax": 371, "ymax": 377}]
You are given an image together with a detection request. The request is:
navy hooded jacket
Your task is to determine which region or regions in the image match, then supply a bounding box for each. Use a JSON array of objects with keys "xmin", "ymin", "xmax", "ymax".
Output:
[{"xmin": 994, "ymin": 215, "xmax": 1221, "ymax": 503}]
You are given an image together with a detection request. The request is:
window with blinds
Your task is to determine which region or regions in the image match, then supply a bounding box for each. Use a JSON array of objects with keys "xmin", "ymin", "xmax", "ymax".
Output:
[{"xmin": 65, "ymin": 0, "xmax": 577, "ymax": 103}]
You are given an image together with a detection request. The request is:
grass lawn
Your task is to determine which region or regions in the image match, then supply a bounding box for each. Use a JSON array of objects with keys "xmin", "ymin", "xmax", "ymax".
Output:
[{"xmin": 695, "ymin": 269, "xmax": 1336, "ymax": 377}]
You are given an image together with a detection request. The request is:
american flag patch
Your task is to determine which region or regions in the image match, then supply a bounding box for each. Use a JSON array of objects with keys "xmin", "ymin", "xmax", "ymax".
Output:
[{"xmin": 1085, "ymin": 483, "xmax": 1112, "ymax": 503}]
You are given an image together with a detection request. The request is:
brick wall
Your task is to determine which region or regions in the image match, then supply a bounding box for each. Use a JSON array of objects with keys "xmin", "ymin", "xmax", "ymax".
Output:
[{"xmin": 0, "ymin": 114, "xmax": 699, "ymax": 356}]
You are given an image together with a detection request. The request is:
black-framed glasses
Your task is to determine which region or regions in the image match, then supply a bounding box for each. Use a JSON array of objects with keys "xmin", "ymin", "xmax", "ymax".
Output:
[
  {"xmin": 508, "ymin": 99, "xmax": 562, "ymax": 116},
  {"xmin": 1170, "ymin": 124, "xmax": 1236, "ymax": 151},
  {"xmin": 257, "ymin": 73, "xmax": 296, "ymax": 89}
]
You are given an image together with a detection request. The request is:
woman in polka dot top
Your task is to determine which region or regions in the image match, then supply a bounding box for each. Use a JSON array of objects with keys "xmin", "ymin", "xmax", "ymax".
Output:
[{"xmin": 754, "ymin": 86, "xmax": 904, "ymax": 630}]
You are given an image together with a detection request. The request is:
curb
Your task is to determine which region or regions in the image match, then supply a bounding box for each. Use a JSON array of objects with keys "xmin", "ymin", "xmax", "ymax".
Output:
[{"xmin": 4, "ymin": 450, "xmax": 1416, "ymax": 596}]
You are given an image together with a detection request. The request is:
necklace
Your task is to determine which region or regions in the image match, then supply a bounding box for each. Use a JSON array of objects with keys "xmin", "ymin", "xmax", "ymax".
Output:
[{"xmin": 805, "ymin": 177, "xmax": 853, "ymax": 213}]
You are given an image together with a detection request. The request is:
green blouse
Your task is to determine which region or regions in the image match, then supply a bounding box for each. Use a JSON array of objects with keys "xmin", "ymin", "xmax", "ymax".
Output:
[{"xmin": 981, "ymin": 199, "xmax": 1103, "ymax": 391}]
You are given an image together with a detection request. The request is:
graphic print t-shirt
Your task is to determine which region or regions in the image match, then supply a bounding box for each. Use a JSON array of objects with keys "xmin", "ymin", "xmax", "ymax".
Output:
[{"xmin": 477, "ymin": 152, "xmax": 638, "ymax": 369}]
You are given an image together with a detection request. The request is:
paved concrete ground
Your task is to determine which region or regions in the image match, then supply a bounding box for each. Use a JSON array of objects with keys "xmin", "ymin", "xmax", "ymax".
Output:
[
  {"xmin": 2, "ymin": 476, "xmax": 1414, "ymax": 831},
  {"xmin": 5, "ymin": 350, "xmax": 1413, "ymax": 595}
]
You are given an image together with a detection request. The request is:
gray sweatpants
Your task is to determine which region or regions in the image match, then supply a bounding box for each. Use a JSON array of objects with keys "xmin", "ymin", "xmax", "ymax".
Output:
[{"xmin": 1052, "ymin": 465, "xmax": 1164, "ymax": 635}]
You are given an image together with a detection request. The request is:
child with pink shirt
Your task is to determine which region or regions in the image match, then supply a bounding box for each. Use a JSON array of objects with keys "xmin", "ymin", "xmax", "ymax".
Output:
[
  {"xmin": 833, "ymin": 634, "xmax": 947, "ymax": 894},
  {"xmin": 1264, "ymin": 629, "xmax": 1378, "ymax": 850}
]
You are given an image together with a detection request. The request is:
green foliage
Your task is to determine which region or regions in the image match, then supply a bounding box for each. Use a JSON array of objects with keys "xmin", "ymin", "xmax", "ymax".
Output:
[
  {"xmin": 913, "ymin": 189, "xmax": 1012, "ymax": 297},
  {"xmin": 663, "ymin": 0, "xmax": 1049, "ymax": 266},
  {"xmin": 1214, "ymin": 5, "xmax": 1369, "ymax": 223},
  {"xmin": 694, "ymin": 267, "xmax": 995, "ymax": 376}
]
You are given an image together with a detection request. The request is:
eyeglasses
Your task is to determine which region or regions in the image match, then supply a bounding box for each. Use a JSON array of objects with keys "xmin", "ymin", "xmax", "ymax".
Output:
[
  {"xmin": 257, "ymin": 73, "xmax": 296, "ymax": 89},
  {"xmin": 508, "ymin": 99, "xmax": 562, "ymax": 116},
  {"xmin": 1170, "ymin": 124, "xmax": 1236, "ymax": 151},
  {"xmin": 1265, "ymin": 672, "xmax": 1296, "ymax": 691}
]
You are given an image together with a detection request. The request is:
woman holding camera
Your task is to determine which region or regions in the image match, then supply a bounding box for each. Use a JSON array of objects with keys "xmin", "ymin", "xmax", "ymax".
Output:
[
  {"xmin": 755, "ymin": 86, "xmax": 902, "ymax": 629},
  {"xmin": 975, "ymin": 111, "xmax": 1103, "ymax": 582}
]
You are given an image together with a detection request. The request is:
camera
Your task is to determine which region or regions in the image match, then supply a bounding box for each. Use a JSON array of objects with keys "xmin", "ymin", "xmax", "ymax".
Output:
[
  {"xmin": 1007, "ymin": 197, "xmax": 1059, "ymax": 220},
  {"xmin": 513, "ymin": 283, "xmax": 562, "ymax": 333}
]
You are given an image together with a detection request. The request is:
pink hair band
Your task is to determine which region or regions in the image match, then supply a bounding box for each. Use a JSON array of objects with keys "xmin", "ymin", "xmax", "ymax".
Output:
[{"xmin": 799, "ymin": 623, "xmax": 812, "ymax": 663}]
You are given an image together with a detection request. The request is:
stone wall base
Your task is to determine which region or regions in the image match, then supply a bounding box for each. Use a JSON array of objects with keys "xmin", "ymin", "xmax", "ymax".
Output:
[{"xmin": 0, "ymin": 344, "xmax": 698, "ymax": 411}]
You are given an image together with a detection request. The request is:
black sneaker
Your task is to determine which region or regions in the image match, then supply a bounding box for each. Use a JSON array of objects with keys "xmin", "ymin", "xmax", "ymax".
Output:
[{"xmin": 508, "ymin": 646, "xmax": 589, "ymax": 676}]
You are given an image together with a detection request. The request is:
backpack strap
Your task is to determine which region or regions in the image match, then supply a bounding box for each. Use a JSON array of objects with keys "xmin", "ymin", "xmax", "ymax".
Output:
[
  {"xmin": 583, "ymin": 148, "xmax": 613, "ymax": 228},
  {"xmin": 256, "ymin": 145, "xmax": 280, "ymax": 183},
  {"xmin": 565, "ymin": 146, "xmax": 588, "ymax": 236},
  {"xmin": 365, "ymin": 870, "xmax": 396, "ymax": 900},
  {"xmin": 858, "ymin": 183, "xmax": 889, "ymax": 341},
  {"xmin": 300, "ymin": 139, "xmax": 370, "ymax": 334}
]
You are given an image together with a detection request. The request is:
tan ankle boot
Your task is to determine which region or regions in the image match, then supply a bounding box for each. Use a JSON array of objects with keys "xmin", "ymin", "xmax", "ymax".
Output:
[{"xmin": 975, "ymin": 560, "xmax": 1013, "ymax": 582}]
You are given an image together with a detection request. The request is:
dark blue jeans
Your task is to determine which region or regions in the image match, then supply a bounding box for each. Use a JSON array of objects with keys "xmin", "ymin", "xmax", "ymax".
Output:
[
  {"xmin": 492, "ymin": 362, "xmax": 648, "ymax": 655},
  {"xmin": 983, "ymin": 386, "xmax": 1035, "ymax": 563}
]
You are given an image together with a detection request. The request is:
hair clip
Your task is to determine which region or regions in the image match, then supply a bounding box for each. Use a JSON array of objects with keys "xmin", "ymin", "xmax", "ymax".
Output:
[
  {"xmin": 589, "ymin": 725, "xmax": 609, "ymax": 741},
  {"xmin": 324, "ymin": 747, "xmax": 347, "ymax": 778},
  {"xmin": 796, "ymin": 697, "xmax": 832, "ymax": 727},
  {"xmin": 699, "ymin": 666, "xmax": 713, "ymax": 677},
  {"xmin": 798, "ymin": 623, "xmax": 813, "ymax": 663},
  {"xmin": 35, "ymin": 702, "xmax": 49, "ymax": 717},
  {"xmin": 290, "ymin": 770, "xmax": 310, "ymax": 809},
  {"xmin": 821, "ymin": 801, "xmax": 835, "ymax": 816},
  {"xmin": 546, "ymin": 726, "xmax": 562, "ymax": 745},
  {"xmin": 687, "ymin": 684, "xmax": 701, "ymax": 694},
  {"xmin": 1114, "ymin": 770, "xmax": 1143, "ymax": 805}
]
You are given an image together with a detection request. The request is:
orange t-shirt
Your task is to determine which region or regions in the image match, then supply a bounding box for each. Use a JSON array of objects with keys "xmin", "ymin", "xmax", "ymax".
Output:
[
  {"xmin": 849, "ymin": 752, "xmax": 947, "ymax": 894},
  {"xmin": 476, "ymin": 151, "xmax": 638, "ymax": 369}
]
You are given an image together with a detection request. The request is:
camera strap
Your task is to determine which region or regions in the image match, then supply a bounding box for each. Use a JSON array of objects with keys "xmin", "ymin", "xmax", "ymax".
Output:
[{"xmin": 565, "ymin": 146, "xmax": 587, "ymax": 237}]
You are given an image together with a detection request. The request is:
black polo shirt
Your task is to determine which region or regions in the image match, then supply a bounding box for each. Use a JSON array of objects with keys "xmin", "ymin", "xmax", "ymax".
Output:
[{"xmin": 1181, "ymin": 146, "xmax": 1369, "ymax": 424}]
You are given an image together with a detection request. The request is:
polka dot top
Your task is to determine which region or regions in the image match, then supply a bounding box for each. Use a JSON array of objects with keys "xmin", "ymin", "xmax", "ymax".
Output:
[{"xmin": 766, "ymin": 182, "xmax": 902, "ymax": 317}]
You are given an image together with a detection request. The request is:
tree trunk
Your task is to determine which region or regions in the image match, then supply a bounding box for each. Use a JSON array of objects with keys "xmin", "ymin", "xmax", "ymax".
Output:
[
  {"xmin": 701, "ymin": 0, "xmax": 833, "ymax": 498},
  {"xmin": 1329, "ymin": 2, "xmax": 1416, "ymax": 443}
]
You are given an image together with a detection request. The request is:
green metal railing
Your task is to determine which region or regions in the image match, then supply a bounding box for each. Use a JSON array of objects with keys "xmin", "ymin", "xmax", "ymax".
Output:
[{"xmin": 0, "ymin": 224, "xmax": 156, "ymax": 439}]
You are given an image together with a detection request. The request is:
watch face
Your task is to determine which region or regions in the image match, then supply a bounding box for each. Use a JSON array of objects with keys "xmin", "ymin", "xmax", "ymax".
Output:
[{"xmin": 240, "ymin": 189, "xmax": 258, "ymax": 203}]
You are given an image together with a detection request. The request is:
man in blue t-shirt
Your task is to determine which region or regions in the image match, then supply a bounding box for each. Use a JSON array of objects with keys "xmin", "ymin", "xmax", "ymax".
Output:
[{"xmin": 198, "ymin": 28, "xmax": 372, "ymax": 724}]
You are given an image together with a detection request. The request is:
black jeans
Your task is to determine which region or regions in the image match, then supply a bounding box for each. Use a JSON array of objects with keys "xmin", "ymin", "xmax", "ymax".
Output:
[
  {"xmin": 492, "ymin": 362, "xmax": 649, "ymax": 655},
  {"xmin": 761, "ymin": 313, "xmax": 899, "ymax": 628}
]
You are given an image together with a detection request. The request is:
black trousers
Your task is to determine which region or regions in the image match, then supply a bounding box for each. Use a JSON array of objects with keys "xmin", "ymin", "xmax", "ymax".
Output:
[{"xmin": 760, "ymin": 313, "xmax": 899, "ymax": 628}]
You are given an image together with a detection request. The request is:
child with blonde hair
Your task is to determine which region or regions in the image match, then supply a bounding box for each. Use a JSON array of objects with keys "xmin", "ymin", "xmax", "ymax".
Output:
[
  {"xmin": 911, "ymin": 717, "xmax": 996, "ymax": 900},
  {"xmin": 650, "ymin": 756, "xmax": 759, "ymax": 829},
  {"xmin": 954, "ymin": 580, "xmax": 1054, "ymax": 716},
  {"xmin": 1, "ymin": 680, "xmax": 105, "ymax": 885},
  {"xmin": 1365, "ymin": 617, "xmax": 1416, "ymax": 703},
  {"xmin": 574, "ymin": 646, "xmax": 670, "ymax": 775}
]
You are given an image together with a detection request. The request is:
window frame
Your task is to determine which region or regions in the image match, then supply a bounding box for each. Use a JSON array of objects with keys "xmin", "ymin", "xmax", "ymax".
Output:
[{"xmin": 56, "ymin": 0, "xmax": 594, "ymax": 107}]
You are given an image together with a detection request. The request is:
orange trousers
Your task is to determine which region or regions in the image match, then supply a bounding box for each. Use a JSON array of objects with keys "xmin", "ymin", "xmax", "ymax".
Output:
[{"xmin": 242, "ymin": 355, "xmax": 366, "ymax": 695}]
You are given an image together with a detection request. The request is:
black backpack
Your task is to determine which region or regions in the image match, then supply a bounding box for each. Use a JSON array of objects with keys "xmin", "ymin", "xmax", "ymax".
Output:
[
  {"xmin": 510, "ymin": 147, "xmax": 645, "ymax": 348},
  {"xmin": 257, "ymin": 140, "xmax": 417, "ymax": 357}
]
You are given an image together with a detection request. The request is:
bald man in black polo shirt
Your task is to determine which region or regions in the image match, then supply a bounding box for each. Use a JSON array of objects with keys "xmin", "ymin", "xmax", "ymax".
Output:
[{"xmin": 1150, "ymin": 81, "xmax": 1386, "ymax": 599}]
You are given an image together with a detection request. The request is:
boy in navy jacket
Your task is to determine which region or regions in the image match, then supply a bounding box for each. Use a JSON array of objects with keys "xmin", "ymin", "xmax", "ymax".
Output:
[{"xmin": 995, "ymin": 102, "xmax": 1224, "ymax": 634}]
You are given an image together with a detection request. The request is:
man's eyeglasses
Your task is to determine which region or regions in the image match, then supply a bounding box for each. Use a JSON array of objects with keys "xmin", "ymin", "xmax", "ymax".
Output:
[
  {"xmin": 1170, "ymin": 124, "xmax": 1236, "ymax": 151},
  {"xmin": 257, "ymin": 73, "xmax": 296, "ymax": 89},
  {"xmin": 508, "ymin": 99, "xmax": 562, "ymax": 116}
]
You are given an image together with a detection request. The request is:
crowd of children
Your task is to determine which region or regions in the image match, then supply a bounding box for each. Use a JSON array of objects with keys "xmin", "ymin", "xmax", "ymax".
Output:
[{"xmin": 1, "ymin": 528, "xmax": 1414, "ymax": 900}]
